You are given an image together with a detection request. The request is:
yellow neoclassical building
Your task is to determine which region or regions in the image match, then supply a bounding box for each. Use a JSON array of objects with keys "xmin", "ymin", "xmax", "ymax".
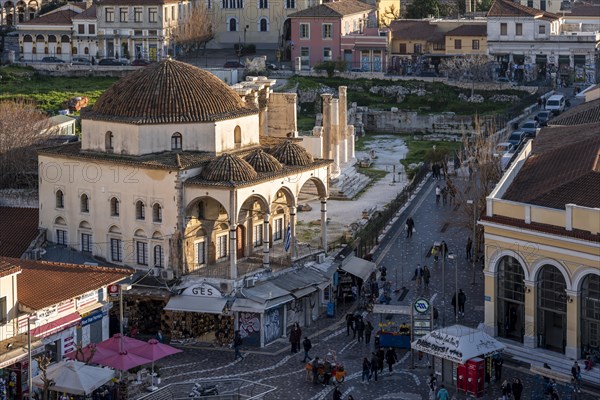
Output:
[{"xmin": 481, "ymin": 100, "xmax": 600, "ymax": 366}]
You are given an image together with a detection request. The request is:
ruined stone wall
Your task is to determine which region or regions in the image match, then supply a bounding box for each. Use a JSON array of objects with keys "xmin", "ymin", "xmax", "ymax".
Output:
[{"xmin": 267, "ymin": 93, "xmax": 298, "ymax": 137}]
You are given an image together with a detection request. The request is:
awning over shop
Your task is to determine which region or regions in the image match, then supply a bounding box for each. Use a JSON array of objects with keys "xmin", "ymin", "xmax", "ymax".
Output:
[
  {"xmin": 411, "ymin": 324, "xmax": 505, "ymax": 364},
  {"xmin": 0, "ymin": 335, "xmax": 44, "ymax": 369},
  {"xmin": 289, "ymin": 286, "xmax": 316, "ymax": 299},
  {"xmin": 31, "ymin": 312, "xmax": 81, "ymax": 339},
  {"xmin": 230, "ymin": 294, "xmax": 295, "ymax": 313},
  {"xmin": 164, "ymin": 296, "xmax": 227, "ymax": 314},
  {"xmin": 270, "ymin": 269, "xmax": 328, "ymax": 298},
  {"xmin": 340, "ymin": 256, "xmax": 376, "ymax": 282}
]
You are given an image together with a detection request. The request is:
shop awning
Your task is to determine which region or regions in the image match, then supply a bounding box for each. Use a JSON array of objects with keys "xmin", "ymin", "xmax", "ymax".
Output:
[
  {"xmin": 0, "ymin": 335, "xmax": 44, "ymax": 369},
  {"xmin": 231, "ymin": 294, "xmax": 294, "ymax": 313},
  {"xmin": 265, "ymin": 295, "xmax": 294, "ymax": 309},
  {"xmin": 31, "ymin": 312, "xmax": 81, "ymax": 339},
  {"xmin": 290, "ymin": 286, "xmax": 317, "ymax": 299},
  {"xmin": 411, "ymin": 324, "xmax": 505, "ymax": 364},
  {"xmin": 340, "ymin": 256, "xmax": 376, "ymax": 282},
  {"xmin": 164, "ymin": 296, "xmax": 227, "ymax": 314}
]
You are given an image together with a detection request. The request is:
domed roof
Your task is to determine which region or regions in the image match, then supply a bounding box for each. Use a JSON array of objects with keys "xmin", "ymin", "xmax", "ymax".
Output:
[
  {"xmin": 244, "ymin": 149, "xmax": 283, "ymax": 173},
  {"xmin": 86, "ymin": 60, "xmax": 257, "ymax": 124},
  {"xmin": 270, "ymin": 140, "xmax": 314, "ymax": 166},
  {"xmin": 201, "ymin": 153, "xmax": 258, "ymax": 182}
]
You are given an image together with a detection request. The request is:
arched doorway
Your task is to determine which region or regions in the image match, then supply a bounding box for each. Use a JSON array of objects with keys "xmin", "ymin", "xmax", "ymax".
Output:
[
  {"xmin": 537, "ymin": 265, "xmax": 567, "ymax": 353},
  {"xmin": 236, "ymin": 225, "xmax": 245, "ymax": 259},
  {"xmin": 581, "ymin": 274, "xmax": 600, "ymax": 360},
  {"xmin": 497, "ymin": 256, "xmax": 525, "ymax": 342}
]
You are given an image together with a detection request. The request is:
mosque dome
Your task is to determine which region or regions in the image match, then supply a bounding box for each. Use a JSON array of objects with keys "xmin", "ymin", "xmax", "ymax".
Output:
[
  {"xmin": 201, "ymin": 153, "xmax": 258, "ymax": 182},
  {"xmin": 270, "ymin": 140, "xmax": 314, "ymax": 166},
  {"xmin": 244, "ymin": 149, "xmax": 283, "ymax": 173},
  {"xmin": 86, "ymin": 59, "xmax": 257, "ymax": 124}
]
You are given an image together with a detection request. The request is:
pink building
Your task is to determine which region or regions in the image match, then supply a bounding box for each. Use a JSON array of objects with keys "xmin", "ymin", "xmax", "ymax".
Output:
[{"xmin": 289, "ymin": 0, "xmax": 388, "ymax": 72}]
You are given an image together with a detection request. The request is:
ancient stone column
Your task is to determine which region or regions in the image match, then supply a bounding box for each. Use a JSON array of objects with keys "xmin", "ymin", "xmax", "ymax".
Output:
[
  {"xmin": 320, "ymin": 198, "xmax": 328, "ymax": 254},
  {"xmin": 321, "ymin": 94, "xmax": 333, "ymax": 160},
  {"xmin": 331, "ymin": 98, "xmax": 340, "ymax": 175},
  {"xmin": 263, "ymin": 212, "xmax": 270, "ymax": 270},
  {"xmin": 339, "ymin": 87, "xmax": 348, "ymax": 164},
  {"xmin": 348, "ymin": 125, "xmax": 356, "ymax": 160}
]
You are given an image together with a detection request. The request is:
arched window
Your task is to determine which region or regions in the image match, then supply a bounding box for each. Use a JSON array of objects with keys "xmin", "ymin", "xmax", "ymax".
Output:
[
  {"xmin": 23, "ymin": 34, "xmax": 32, "ymax": 42},
  {"xmin": 197, "ymin": 201, "xmax": 205, "ymax": 219},
  {"xmin": 35, "ymin": 34, "xmax": 44, "ymax": 42},
  {"xmin": 497, "ymin": 256, "xmax": 525, "ymax": 342},
  {"xmin": 56, "ymin": 190, "xmax": 64, "ymax": 208},
  {"xmin": 153, "ymin": 203, "xmax": 162, "ymax": 223},
  {"xmin": 71, "ymin": 47, "xmax": 77, "ymax": 55},
  {"xmin": 56, "ymin": 47, "xmax": 61, "ymax": 54},
  {"xmin": 47, "ymin": 35, "xmax": 56, "ymax": 42},
  {"xmin": 171, "ymin": 132, "xmax": 182, "ymax": 150},
  {"xmin": 259, "ymin": 17, "xmax": 268, "ymax": 32},
  {"xmin": 581, "ymin": 274, "xmax": 600, "ymax": 358},
  {"xmin": 228, "ymin": 17, "xmax": 237, "ymax": 32},
  {"xmin": 105, "ymin": 131, "xmax": 113, "ymax": 151},
  {"xmin": 61, "ymin": 35, "xmax": 69, "ymax": 43},
  {"xmin": 110, "ymin": 197, "xmax": 120, "ymax": 216},
  {"xmin": 234, "ymin": 125, "xmax": 241, "ymax": 145},
  {"xmin": 136, "ymin": 200, "xmax": 145, "ymax": 220},
  {"xmin": 154, "ymin": 245, "xmax": 163, "ymax": 267},
  {"xmin": 84, "ymin": 47, "xmax": 89, "ymax": 55},
  {"xmin": 80, "ymin": 193, "xmax": 89, "ymax": 212}
]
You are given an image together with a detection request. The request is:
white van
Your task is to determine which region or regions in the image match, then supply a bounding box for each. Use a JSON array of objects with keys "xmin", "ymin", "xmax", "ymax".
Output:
[{"xmin": 545, "ymin": 95, "xmax": 566, "ymax": 115}]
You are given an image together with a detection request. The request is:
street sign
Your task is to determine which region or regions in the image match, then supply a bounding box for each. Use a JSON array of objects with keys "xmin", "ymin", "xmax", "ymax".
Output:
[
  {"xmin": 413, "ymin": 298, "xmax": 430, "ymax": 314},
  {"xmin": 108, "ymin": 284, "xmax": 120, "ymax": 298}
]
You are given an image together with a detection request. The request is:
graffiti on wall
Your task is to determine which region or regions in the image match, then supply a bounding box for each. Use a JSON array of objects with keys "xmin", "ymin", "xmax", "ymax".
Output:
[
  {"xmin": 264, "ymin": 307, "xmax": 282, "ymax": 344},
  {"xmin": 238, "ymin": 312, "xmax": 260, "ymax": 346}
]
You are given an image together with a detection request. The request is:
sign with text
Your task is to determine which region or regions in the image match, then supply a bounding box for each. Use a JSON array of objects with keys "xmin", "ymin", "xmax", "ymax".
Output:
[
  {"xmin": 182, "ymin": 283, "xmax": 222, "ymax": 298},
  {"xmin": 108, "ymin": 284, "xmax": 120, "ymax": 298}
]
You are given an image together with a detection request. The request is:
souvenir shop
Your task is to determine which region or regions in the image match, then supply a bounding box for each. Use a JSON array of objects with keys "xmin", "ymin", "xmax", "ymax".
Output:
[
  {"xmin": 109, "ymin": 284, "xmax": 169, "ymax": 338},
  {"xmin": 335, "ymin": 255, "xmax": 377, "ymax": 304}
]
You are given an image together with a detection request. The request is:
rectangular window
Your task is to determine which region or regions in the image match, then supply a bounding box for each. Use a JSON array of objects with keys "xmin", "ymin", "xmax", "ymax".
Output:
[
  {"xmin": 286, "ymin": 0, "xmax": 295, "ymax": 8},
  {"xmin": 253, "ymin": 224, "xmax": 263, "ymax": 247},
  {"xmin": 154, "ymin": 245, "xmax": 163, "ymax": 267},
  {"xmin": 81, "ymin": 233, "xmax": 92, "ymax": 253},
  {"xmin": 134, "ymin": 7, "xmax": 142, "ymax": 22},
  {"xmin": 399, "ymin": 43, "xmax": 406, "ymax": 54},
  {"xmin": 500, "ymin": 23, "xmax": 507, "ymax": 36},
  {"xmin": 136, "ymin": 241, "xmax": 148, "ymax": 265},
  {"xmin": 323, "ymin": 47, "xmax": 332, "ymax": 60},
  {"xmin": 171, "ymin": 5, "xmax": 175, "ymax": 18},
  {"xmin": 274, "ymin": 218, "xmax": 283, "ymax": 241},
  {"xmin": 106, "ymin": 8, "xmax": 115, "ymax": 23},
  {"xmin": 322, "ymin": 24, "xmax": 332, "ymax": 39},
  {"xmin": 207, "ymin": 0, "xmax": 212, "ymax": 9},
  {"xmin": 119, "ymin": 7, "xmax": 127, "ymax": 22},
  {"xmin": 527, "ymin": 0, "xmax": 533, "ymax": 6},
  {"xmin": 414, "ymin": 43, "xmax": 422, "ymax": 54},
  {"xmin": 0, "ymin": 297, "xmax": 6, "ymax": 324},
  {"xmin": 516, "ymin": 23, "xmax": 523, "ymax": 36},
  {"xmin": 78, "ymin": 24, "xmax": 85, "ymax": 34},
  {"xmin": 433, "ymin": 42, "xmax": 445, "ymax": 51},
  {"xmin": 216, "ymin": 234, "xmax": 228, "ymax": 260},
  {"xmin": 149, "ymin": 8, "xmax": 157, "ymax": 23},
  {"xmin": 88, "ymin": 24, "xmax": 95, "ymax": 34},
  {"xmin": 259, "ymin": 0, "xmax": 267, "ymax": 8},
  {"xmin": 539, "ymin": 25, "xmax": 546, "ymax": 34},
  {"xmin": 472, "ymin": 39, "xmax": 479, "ymax": 50},
  {"xmin": 195, "ymin": 240, "xmax": 205, "ymax": 265},
  {"xmin": 110, "ymin": 238, "xmax": 122, "ymax": 262},
  {"xmin": 56, "ymin": 229, "xmax": 67, "ymax": 245},
  {"xmin": 454, "ymin": 39, "xmax": 462, "ymax": 50},
  {"xmin": 540, "ymin": 0, "xmax": 546, "ymax": 11},
  {"xmin": 299, "ymin": 23, "xmax": 309, "ymax": 39}
]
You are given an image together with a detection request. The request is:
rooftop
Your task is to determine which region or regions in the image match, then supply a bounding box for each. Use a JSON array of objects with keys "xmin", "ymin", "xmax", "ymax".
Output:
[
  {"xmin": 0, "ymin": 207, "xmax": 39, "ymax": 258},
  {"xmin": 548, "ymin": 98, "xmax": 600, "ymax": 126},
  {"xmin": 18, "ymin": 9, "xmax": 78, "ymax": 26},
  {"xmin": 487, "ymin": 0, "xmax": 560, "ymax": 20},
  {"xmin": 288, "ymin": 0, "xmax": 373, "ymax": 18},
  {"xmin": 445, "ymin": 24, "xmax": 487, "ymax": 37}
]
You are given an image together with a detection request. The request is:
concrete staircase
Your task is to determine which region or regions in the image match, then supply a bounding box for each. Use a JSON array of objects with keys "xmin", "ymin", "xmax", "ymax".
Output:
[
  {"xmin": 329, "ymin": 166, "xmax": 371, "ymax": 200},
  {"xmin": 500, "ymin": 339, "xmax": 600, "ymax": 387}
]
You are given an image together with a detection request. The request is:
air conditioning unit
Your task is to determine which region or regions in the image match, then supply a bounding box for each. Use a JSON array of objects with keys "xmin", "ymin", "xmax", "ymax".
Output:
[
  {"xmin": 161, "ymin": 269, "xmax": 174, "ymax": 280},
  {"xmin": 317, "ymin": 253, "xmax": 326, "ymax": 264},
  {"xmin": 244, "ymin": 277, "xmax": 256, "ymax": 288}
]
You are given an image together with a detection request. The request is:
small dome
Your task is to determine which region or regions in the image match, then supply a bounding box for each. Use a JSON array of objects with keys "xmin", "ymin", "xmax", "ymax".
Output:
[
  {"xmin": 270, "ymin": 140, "xmax": 314, "ymax": 166},
  {"xmin": 244, "ymin": 149, "xmax": 283, "ymax": 173},
  {"xmin": 86, "ymin": 59, "xmax": 257, "ymax": 124},
  {"xmin": 201, "ymin": 153, "xmax": 258, "ymax": 182}
]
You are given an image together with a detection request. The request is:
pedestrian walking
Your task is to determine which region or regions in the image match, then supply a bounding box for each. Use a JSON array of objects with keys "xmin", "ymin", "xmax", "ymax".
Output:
[
  {"xmin": 385, "ymin": 347, "xmax": 398, "ymax": 373},
  {"xmin": 451, "ymin": 293, "xmax": 458, "ymax": 317},
  {"xmin": 376, "ymin": 348, "xmax": 385, "ymax": 373},
  {"xmin": 538, "ymin": 96, "xmax": 543, "ymax": 110},
  {"xmin": 406, "ymin": 216, "xmax": 415, "ymax": 238},
  {"xmin": 441, "ymin": 186, "xmax": 448, "ymax": 205},
  {"xmin": 332, "ymin": 386, "xmax": 342, "ymax": 400},
  {"xmin": 501, "ymin": 380, "xmax": 512, "ymax": 400},
  {"xmin": 233, "ymin": 331, "xmax": 244, "ymax": 360},
  {"xmin": 356, "ymin": 316, "xmax": 365, "ymax": 343},
  {"xmin": 435, "ymin": 185, "xmax": 441, "ymax": 204},
  {"xmin": 428, "ymin": 374, "xmax": 438, "ymax": 400},
  {"xmin": 346, "ymin": 313, "xmax": 355, "ymax": 337},
  {"xmin": 458, "ymin": 289, "xmax": 466, "ymax": 316},
  {"xmin": 302, "ymin": 336, "xmax": 312, "ymax": 363},
  {"xmin": 571, "ymin": 361, "xmax": 581, "ymax": 382},
  {"xmin": 312, "ymin": 357, "xmax": 320, "ymax": 385},
  {"xmin": 323, "ymin": 360, "xmax": 333, "ymax": 385},
  {"xmin": 494, "ymin": 355, "xmax": 504, "ymax": 381},
  {"xmin": 362, "ymin": 357, "xmax": 371, "ymax": 383},
  {"xmin": 414, "ymin": 264, "xmax": 423, "ymax": 289},
  {"xmin": 365, "ymin": 321, "xmax": 374, "ymax": 345},
  {"xmin": 370, "ymin": 352, "xmax": 379, "ymax": 381},
  {"xmin": 466, "ymin": 237, "xmax": 473, "ymax": 261},
  {"xmin": 436, "ymin": 384, "xmax": 449, "ymax": 400},
  {"xmin": 512, "ymin": 378, "xmax": 523, "ymax": 400},
  {"xmin": 423, "ymin": 265, "xmax": 431, "ymax": 289},
  {"xmin": 290, "ymin": 322, "xmax": 302, "ymax": 353}
]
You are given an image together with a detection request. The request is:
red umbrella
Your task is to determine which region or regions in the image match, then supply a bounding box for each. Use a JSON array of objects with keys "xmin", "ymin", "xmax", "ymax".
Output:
[
  {"xmin": 96, "ymin": 350, "xmax": 152, "ymax": 371},
  {"xmin": 96, "ymin": 333, "xmax": 147, "ymax": 353},
  {"xmin": 130, "ymin": 339, "xmax": 182, "ymax": 390},
  {"xmin": 64, "ymin": 343, "xmax": 116, "ymax": 364}
]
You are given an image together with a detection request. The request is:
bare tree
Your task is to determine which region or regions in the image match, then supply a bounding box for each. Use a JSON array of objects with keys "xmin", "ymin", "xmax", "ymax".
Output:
[
  {"xmin": 0, "ymin": 100, "xmax": 51, "ymax": 189},
  {"xmin": 379, "ymin": 4, "xmax": 401, "ymax": 28},
  {"xmin": 173, "ymin": 4, "xmax": 215, "ymax": 57},
  {"xmin": 35, "ymin": 355, "xmax": 54, "ymax": 400},
  {"xmin": 71, "ymin": 344, "xmax": 97, "ymax": 364},
  {"xmin": 440, "ymin": 54, "xmax": 493, "ymax": 97}
]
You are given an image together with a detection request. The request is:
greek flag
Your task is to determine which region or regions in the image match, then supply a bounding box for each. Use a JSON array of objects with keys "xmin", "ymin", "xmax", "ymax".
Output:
[{"xmin": 284, "ymin": 222, "xmax": 291, "ymax": 252}]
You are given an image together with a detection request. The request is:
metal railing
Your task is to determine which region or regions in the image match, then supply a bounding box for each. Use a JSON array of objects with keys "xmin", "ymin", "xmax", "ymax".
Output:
[{"xmin": 136, "ymin": 379, "xmax": 277, "ymax": 400}]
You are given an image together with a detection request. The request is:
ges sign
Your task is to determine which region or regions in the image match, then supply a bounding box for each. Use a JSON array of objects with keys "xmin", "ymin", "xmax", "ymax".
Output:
[{"xmin": 184, "ymin": 284, "xmax": 221, "ymax": 298}]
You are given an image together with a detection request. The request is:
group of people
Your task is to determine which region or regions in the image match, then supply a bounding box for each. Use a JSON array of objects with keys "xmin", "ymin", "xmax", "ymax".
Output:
[
  {"xmin": 500, "ymin": 378, "xmax": 524, "ymax": 400},
  {"xmin": 360, "ymin": 347, "xmax": 400, "ymax": 383},
  {"xmin": 413, "ymin": 264, "xmax": 431, "ymax": 289},
  {"xmin": 434, "ymin": 184, "xmax": 456, "ymax": 206},
  {"xmin": 345, "ymin": 314, "xmax": 374, "ymax": 345}
]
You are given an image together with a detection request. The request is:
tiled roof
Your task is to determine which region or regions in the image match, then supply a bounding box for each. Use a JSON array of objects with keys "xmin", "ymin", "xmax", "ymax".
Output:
[
  {"xmin": 532, "ymin": 124, "xmax": 600, "ymax": 154},
  {"xmin": 503, "ymin": 133, "xmax": 600, "ymax": 209},
  {"xmin": 0, "ymin": 262, "xmax": 21, "ymax": 278},
  {"xmin": 548, "ymin": 98, "xmax": 600, "ymax": 126},
  {"xmin": 73, "ymin": 5, "xmax": 96, "ymax": 20},
  {"xmin": 270, "ymin": 140, "xmax": 314, "ymax": 166},
  {"xmin": 288, "ymin": 0, "xmax": 373, "ymax": 18},
  {"xmin": 1, "ymin": 257, "xmax": 133, "ymax": 310},
  {"xmin": 244, "ymin": 149, "xmax": 283, "ymax": 173},
  {"xmin": 84, "ymin": 60, "xmax": 258, "ymax": 124},
  {"xmin": 487, "ymin": 0, "xmax": 560, "ymax": 20},
  {"xmin": 200, "ymin": 153, "xmax": 258, "ymax": 182},
  {"xmin": 567, "ymin": 5, "xmax": 600, "ymax": 17},
  {"xmin": 0, "ymin": 207, "xmax": 39, "ymax": 258},
  {"xmin": 19, "ymin": 9, "xmax": 78, "ymax": 25},
  {"xmin": 390, "ymin": 20, "xmax": 439, "ymax": 41},
  {"xmin": 481, "ymin": 215, "xmax": 600, "ymax": 243},
  {"xmin": 445, "ymin": 24, "xmax": 487, "ymax": 37}
]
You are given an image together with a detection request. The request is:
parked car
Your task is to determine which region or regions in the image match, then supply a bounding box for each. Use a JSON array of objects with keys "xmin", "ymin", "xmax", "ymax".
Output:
[
  {"xmin": 266, "ymin": 63, "xmax": 279, "ymax": 70},
  {"xmin": 223, "ymin": 61, "xmax": 245, "ymax": 68},
  {"xmin": 534, "ymin": 110, "xmax": 552, "ymax": 126},
  {"xmin": 493, "ymin": 142, "xmax": 515, "ymax": 158},
  {"xmin": 496, "ymin": 77, "xmax": 510, "ymax": 83},
  {"xmin": 545, "ymin": 94, "xmax": 566, "ymax": 115},
  {"xmin": 41, "ymin": 56, "xmax": 65, "ymax": 63},
  {"xmin": 508, "ymin": 130, "xmax": 526, "ymax": 149},
  {"xmin": 98, "ymin": 58, "xmax": 127, "ymax": 66},
  {"xmin": 71, "ymin": 57, "xmax": 91, "ymax": 65},
  {"xmin": 520, "ymin": 120, "xmax": 540, "ymax": 138},
  {"xmin": 131, "ymin": 59, "xmax": 150, "ymax": 66},
  {"xmin": 501, "ymin": 151, "xmax": 515, "ymax": 171}
]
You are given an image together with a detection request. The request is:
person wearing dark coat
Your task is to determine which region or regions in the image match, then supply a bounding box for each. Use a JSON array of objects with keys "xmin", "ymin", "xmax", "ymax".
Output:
[
  {"xmin": 494, "ymin": 356, "xmax": 504, "ymax": 381},
  {"xmin": 361, "ymin": 357, "xmax": 371, "ymax": 382},
  {"xmin": 406, "ymin": 216, "xmax": 415, "ymax": 238},
  {"xmin": 332, "ymin": 386, "xmax": 342, "ymax": 400},
  {"xmin": 289, "ymin": 322, "xmax": 302, "ymax": 353},
  {"xmin": 512, "ymin": 378, "xmax": 523, "ymax": 400},
  {"xmin": 376, "ymin": 348, "xmax": 385, "ymax": 373},
  {"xmin": 302, "ymin": 336, "xmax": 312, "ymax": 362},
  {"xmin": 370, "ymin": 352, "xmax": 379, "ymax": 381},
  {"xmin": 356, "ymin": 317, "xmax": 365, "ymax": 343},
  {"xmin": 346, "ymin": 313, "xmax": 355, "ymax": 337},
  {"xmin": 501, "ymin": 380, "xmax": 512, "ymax": 398},
  {"xmin": 365, "ymin": 321, "xmax": 374, "ymax": 345},
  {"xmin": 385, "ymin": 347, "xmax": 398, "ymax": 373}
]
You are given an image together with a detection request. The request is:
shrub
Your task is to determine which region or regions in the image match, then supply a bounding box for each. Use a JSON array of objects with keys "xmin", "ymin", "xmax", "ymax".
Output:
[
  {"xmin": 314, "ymin": 61, "xmax": 337, "ymax": 78},
  {"xmin": 233, "ymin": 43, "xmax": 256, "ymax": 56}
]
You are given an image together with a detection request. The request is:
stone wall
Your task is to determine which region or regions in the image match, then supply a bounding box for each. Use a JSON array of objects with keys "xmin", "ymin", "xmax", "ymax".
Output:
[
  {"xmin": 0, "ymin": 189, "xmax": 38, "ymax": 208},
  {"xmin": 267, "ymin": 93, "xmax": 297, "ymax": 137}
]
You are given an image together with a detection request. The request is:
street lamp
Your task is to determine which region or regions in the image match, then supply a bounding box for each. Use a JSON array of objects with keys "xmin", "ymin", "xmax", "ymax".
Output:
[
  {"xmin": 448, "ymin": 253, "xmax": 458, "ymax": 324},
  {"xmin": 27, "ymin": 314, "xmax": 38, "ymax": 399},
  {"xmin": 467, "ymin": 200, "xmax": 477, "ymax": 285}
]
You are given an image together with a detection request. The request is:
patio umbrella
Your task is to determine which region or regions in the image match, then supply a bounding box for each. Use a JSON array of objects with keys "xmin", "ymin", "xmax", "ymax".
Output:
[
  {"xmin": 31, "ymin": 360, "xmax": 115, "ymax": 396},
  {"xmin": 64, "ymin": 343, "xmax": 116, "ymax": 364},
  {"xmin": 95, "ymin": 350, "xmax": 152, "ymax": 371},
  {"xmin": 95, "ymin": 333, "xmax": 147, "ymax": 354},
  {"xmin": 130, "ymin": 339, "xmax": 182, "ymax": 390}
]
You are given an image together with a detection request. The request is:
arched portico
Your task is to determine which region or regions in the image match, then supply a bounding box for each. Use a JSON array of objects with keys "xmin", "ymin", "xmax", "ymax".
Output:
[
  {"xmin": 536, "ymin": 264, "xmax": 568, "ymax": 353},
  {"xmin": 496, "ymin": 255, "xmax": 526, "ymax": 343}
]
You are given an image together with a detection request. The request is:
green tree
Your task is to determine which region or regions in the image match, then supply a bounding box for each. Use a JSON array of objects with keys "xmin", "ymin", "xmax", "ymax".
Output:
[{"xmin": 406, "ymin": 0, "xmax": 440, "ymax": 18}]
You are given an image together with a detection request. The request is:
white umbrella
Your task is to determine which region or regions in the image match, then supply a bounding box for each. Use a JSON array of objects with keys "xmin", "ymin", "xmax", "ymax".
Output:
[
  {"xmin": 411, "ymin": 324, "xmax": 505, "ymax": 364},
  {"xmin": 32, "ymin": 360, "xmax": 115, "ymax": 395}
]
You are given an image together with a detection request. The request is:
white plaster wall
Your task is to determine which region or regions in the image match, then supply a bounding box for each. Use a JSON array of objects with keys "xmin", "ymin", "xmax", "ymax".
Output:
[
  {"xmin": 214, "ymin": 114, "xmax": 261, "ymax": 154},
  {"xmin": 300, "ymin": 136, "xmax": 324, "ymax": 159},
  {"xmin": 0, "ymin": 274, "xmax": 18, "ymax": 341}
]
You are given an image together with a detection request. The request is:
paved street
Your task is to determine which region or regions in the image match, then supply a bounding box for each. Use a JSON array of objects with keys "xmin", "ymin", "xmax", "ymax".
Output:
[{"xmin": 132, "ymin": 176, "xmax": 599, "ymax": 400}]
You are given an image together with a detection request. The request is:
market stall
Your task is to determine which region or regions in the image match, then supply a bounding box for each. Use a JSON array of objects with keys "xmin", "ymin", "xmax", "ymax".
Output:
[
  {"xmin": 336, "ymin": 255, "xmax": 377, "ymax": 303},
  {"xmin": 411, "ymin": 325, "xmax": 505, "ymax": 398}
]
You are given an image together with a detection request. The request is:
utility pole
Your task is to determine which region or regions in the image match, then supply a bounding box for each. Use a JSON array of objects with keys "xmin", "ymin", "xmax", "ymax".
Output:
[{"xmin": 468, "ymin": 200, "xmax": 477, "ymax": 285}]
